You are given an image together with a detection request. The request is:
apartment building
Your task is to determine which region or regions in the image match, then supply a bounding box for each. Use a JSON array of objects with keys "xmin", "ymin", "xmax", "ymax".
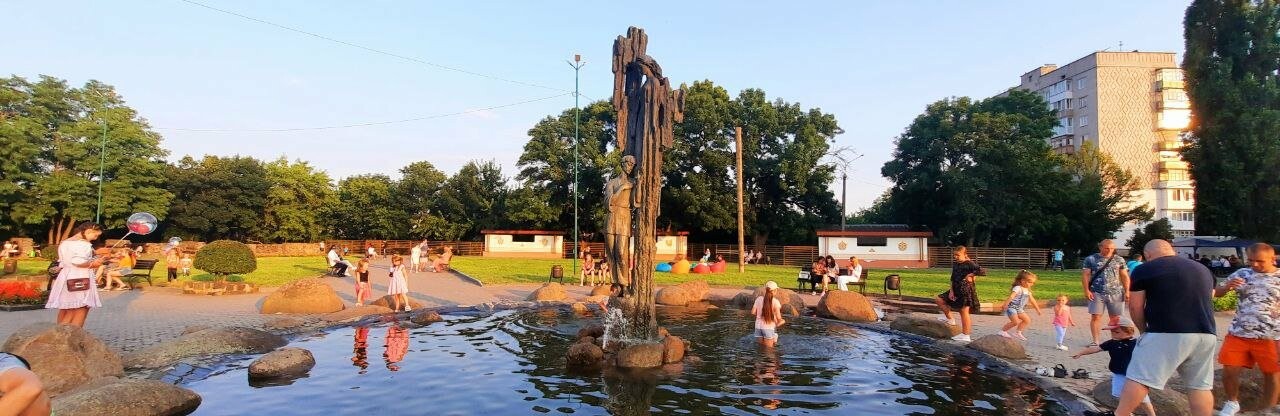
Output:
[{"xmin": 1010, "ymin": 51, "xmax": 1195, "ymax": 247}]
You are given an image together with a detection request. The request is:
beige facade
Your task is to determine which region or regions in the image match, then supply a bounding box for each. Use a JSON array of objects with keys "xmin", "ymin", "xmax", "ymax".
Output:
[{"xmin": 1010, "ymin": 52, "xmax": 1195, "ymax": 246}]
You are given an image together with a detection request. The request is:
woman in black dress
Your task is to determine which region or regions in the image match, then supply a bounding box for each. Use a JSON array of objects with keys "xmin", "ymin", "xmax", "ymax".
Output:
[{"xmin": 935, "ymin": 246, "xmax": 985, "ymax": 342}]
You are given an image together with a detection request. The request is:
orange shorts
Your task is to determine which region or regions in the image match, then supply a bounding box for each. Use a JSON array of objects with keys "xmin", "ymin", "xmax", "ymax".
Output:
[{"xmin": 1219, "ymin": 334, "xmax": 1280, "ymax": 373}]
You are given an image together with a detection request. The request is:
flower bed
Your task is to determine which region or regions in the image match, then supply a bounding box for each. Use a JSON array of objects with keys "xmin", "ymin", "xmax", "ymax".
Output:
[{"xmin": 0, "ymin": 280, "xmax": 47, "ymax": 309}]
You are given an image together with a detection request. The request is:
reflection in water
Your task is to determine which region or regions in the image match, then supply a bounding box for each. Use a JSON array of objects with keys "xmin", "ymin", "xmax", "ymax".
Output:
[
  {"xmin": 383, "ymin": 324, "xmax": 408, "ymax": 371},
  {"xmin": 351, "ymin": 326, "xmax": 369, "ymax": 373},
  {"xmin": 185, "ymin": 308, "xmax": 1067, "ymax": 415}
]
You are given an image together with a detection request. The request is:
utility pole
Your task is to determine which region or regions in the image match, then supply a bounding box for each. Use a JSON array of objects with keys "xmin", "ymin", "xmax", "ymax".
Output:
[
  {"xmin": 841, "ymin": 171, "xmax": 847, "ymax": 231},
  {"xmin": 96, "ymin": 121, "xmax": 107, "ymax": 223},
  {"xmin": 568, "ymin": 54, "xmax": 585, "ymax": 277},
  {"xmin": 735, "ymin": 127, "xmax": 745, "ymax": 273}
]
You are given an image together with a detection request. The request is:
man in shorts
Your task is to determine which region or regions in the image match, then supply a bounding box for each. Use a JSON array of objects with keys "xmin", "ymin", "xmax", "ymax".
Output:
[
  {"xmin": 0, "ymin": 352, "xmax": 51, "ymax": 416},
  {"xmin": 1082, "ymin": 240, "xmax": 1131, "ymax": 347},
  {"xmin": 1112, "ymin": 239, "xmax": 1217, "ymax": 416},
  {"xmin": 1213, "ymin": 243, "xmax": 1280, "ymax": 415}
]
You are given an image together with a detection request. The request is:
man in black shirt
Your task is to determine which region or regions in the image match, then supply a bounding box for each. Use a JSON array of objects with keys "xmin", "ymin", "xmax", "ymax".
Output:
[{"xmin": 1113, "ymin": 239, "xmax": 1216, "ymax": 416}]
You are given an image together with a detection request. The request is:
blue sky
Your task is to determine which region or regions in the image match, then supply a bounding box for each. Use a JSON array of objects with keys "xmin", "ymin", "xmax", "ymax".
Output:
[{"xmin": 3, "ymin": 0, "xmax": 1188, "ymax": 212}]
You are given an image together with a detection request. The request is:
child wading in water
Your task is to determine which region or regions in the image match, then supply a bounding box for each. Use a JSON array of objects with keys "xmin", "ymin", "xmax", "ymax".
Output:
[
  {"xmin": 752, "ymin": 281, "xmax": 786, "ymax": 348},
  {"xmin": 1052, "ymin": 294, "xmax": 1077, "ymax": 350},
  {"xmin": 354, "ymin": 257, "xmax": 371, "ymax": 306},
  {"xmin": 998, "ymin": 270, "xmax": 1042, "ymax": 340},
  {"xmin": 1072, "ymin": 316, "xmax": 1155, "ymax": 415},
  {"xmin": 386, "ymin": 255, "xmax": 411, "ymax": 312}
]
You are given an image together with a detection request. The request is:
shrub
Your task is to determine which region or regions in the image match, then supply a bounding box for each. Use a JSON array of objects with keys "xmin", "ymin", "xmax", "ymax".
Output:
[
  {"xmin": 191, "ymin": 274, "xmax": 245, "ymax": 283},
  {"xmin": 0, "ymin": 281, "xmax": 44, "ymax": 305},
  {"xmin": 194, "ymin": 240, "xmax": 257, "ymax": 281},
  {"xmin": 1214, "ymin": 290, "xmax": 1238, "ymax": 312},
  {"xmin": 39, "ymin": 245, "xmax": 57, "ymax": 261}
]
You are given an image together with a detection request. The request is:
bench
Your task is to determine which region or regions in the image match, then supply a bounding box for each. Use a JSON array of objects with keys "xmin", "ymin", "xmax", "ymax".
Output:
[
  {"xmin": 125, "ymin": 259, "xmax": 158, "ymax": 287},
  {"xmin": 795, "ymin": 266, "xmax": 813, "ymax": 290},
  {"xmin": 796, "ymin": 266, "xmax": 868, "ymax": 294}
]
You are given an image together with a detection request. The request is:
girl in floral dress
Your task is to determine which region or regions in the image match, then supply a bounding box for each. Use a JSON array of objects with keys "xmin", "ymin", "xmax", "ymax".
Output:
[{"xmin": 386, "ymin": 255, "xmax": 410, "ymax": 312}]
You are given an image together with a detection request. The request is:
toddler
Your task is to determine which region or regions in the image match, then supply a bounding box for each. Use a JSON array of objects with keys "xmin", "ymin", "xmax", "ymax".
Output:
[{"xmin": 1052, "ymin": 294, "xmax": 1076, "ymax": 350}]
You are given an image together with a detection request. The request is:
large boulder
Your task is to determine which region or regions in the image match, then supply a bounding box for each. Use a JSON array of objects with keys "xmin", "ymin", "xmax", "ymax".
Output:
[
  {"xmin": 319, "ymin": 305, "xmax": 394, "ymax": 323},
  {"xmin": 369, "ymin": 295, "xmax": 424, "ymax": 310},
  {"xmin": 0, "ymin": 323, "xmax": 123, "ymax": 395},
  {"xmin": 527, "ymin": 283, "xmax": 568, "ymax": 302},
  {"xmin": 248, "ymin": 347, "xmax": 315, "ymax": 380},
  {"xmin": 52, "ymin": 378, "xmax": 201, "ymax": 416},
  {"xmin": 889, "ymin": 313, "xmax": 961, "ymax": 339},
  {"xmin": 123, "ymin": 327, "xmax": 287, "ymax": 369},
  {"xmin": 567, "ymin": 338, "xmax": 604, "ymax": 367},
  {"xmin": 259, "ymin": 278, "xmax": 344, "ymax": 314},
  {"xmin": 263, "ymin": 316, "xmax": 307, "ymax": 332},
  {"xmin": 966, "ymin": 334, "xmax": 1027, "ymax": 359},
  {"xmin": 1092, "ymin": 380, "xmax": 1190, "ymax": 416},
  {"xmin": 655, "ymin": 280, "xmax": 711, "ymax": 306},
  {"xmin": 662, "ymin": 335, "xmax": 685, "ymax": 364},
  {"xmin": 815, "ymin": 291, "xmax": 878, "ymax": 322},
  {"xmin": 1214, "ymin": 369, "xmax": 1270, "ymax": 413},
  {"xmin": 616, "ymin": 343, "xmax": 664, "ymax": 368},
  {"xmin": 577, "ymin": 324, "xmax": 605, "ymax": 340},
  {"xmin": 589, "ymin": 285, "xmax": 613, "ymax": 296},
  {"xmin": 731, "ymin": 287, "xmax": 806, "ymax": 316},
  {"xmin": 410, "ymin": 310, "xmax": 443, "ymax": 325}
]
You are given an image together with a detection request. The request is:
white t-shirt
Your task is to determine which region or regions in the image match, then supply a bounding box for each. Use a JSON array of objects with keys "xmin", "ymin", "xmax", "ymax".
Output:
[{"xmin": 752, "ymin": 296, "xmax": 783, "ymax": 330}]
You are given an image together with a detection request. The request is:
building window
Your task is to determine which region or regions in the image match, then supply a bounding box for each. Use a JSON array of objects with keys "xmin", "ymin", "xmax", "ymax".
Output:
[
  {"xmin": 1077, "ymin": 78, "xmax": 1085, "ymax": 90},
  {"xmin": 1169, "ymin": 210, "xmax": 1195, "ymax": 222},
  {"xmin": 1079, "ymin": 115, "xmax": 1089, "ymax": 126},
  {"xmin": 856, "ymin": 237, "xmax": 889, "ymax": 247},
  {"xmin": 1162, "ymin": 170, "xmax": 1190, "ymax": 182},
  {"xmin": 1174, "ymin": 230, "xmax": 1195, "ymax": 238},
  {"xmin": 1172, "ymin": 189, "xmax": 1193, "ymax": 201},
  {"xmin": 1077, "ymin": 96, "xmax": 1088, "ymax": 108}
]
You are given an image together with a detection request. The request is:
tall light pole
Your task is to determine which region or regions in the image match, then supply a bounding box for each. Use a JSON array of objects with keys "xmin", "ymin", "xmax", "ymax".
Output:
[
  {"xmin": 824, "ymin": 147, "xmax": 863, "ymax": 230},
  {"xmin": 567, "ymin": 54, "xmax": 585, "ymax": 277},
  {"xmin": 96, "ymin": 120, "xmax": 107, "ymax": 223}
]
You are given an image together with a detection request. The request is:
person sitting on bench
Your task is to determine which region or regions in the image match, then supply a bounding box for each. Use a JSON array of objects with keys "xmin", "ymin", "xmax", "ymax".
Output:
[
  {"xmin": 837, "ymin": 256, "xmax": 863, "ymax": 291},
  {"xmin": 809, "ymin": 257, "xmax": 830, "ymax": 295},
  {"xmin": 327, "ymin": 248, "xmax": 349, "ymax": 276}
]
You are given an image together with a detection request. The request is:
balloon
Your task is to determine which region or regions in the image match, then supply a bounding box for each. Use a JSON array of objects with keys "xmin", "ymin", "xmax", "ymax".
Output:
[{"xmin": 126, "ymin": 212, "xmax": 158, "ymax": 235}]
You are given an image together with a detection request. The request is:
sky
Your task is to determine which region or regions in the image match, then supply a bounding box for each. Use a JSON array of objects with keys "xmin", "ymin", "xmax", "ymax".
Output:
[{"xmin": 2, "ymin": 0, "xmax": 1190, "ymax": 214}]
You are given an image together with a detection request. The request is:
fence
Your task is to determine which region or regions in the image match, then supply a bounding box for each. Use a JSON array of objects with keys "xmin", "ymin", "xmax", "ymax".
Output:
[{"xmin": 929, "ymin": 246, "xmax": 1052, "ymax": 270}]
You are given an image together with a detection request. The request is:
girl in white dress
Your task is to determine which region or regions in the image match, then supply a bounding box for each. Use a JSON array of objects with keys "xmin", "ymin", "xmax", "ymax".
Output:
[
  {"xmin": 386, "ymin": 255, "xmax": 410, "ymax": 312},
  {"xmin": 45, "ymin": 222, "xmax": 106, "ymax": 327}
]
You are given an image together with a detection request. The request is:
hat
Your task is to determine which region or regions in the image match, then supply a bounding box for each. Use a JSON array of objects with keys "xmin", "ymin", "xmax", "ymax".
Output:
[
  {"xmin": 1102, "ymin": 316, "xmax": 1136, "ymax": 330},
  {"xmin": 764, "ymin": 281, "xmax": 778, "ymax": 290}
]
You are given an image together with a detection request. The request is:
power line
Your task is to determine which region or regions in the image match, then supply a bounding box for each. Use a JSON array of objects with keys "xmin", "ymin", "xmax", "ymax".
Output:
[
  {"xmin": 176, "ymin": 0, "xmax": 570, "ymax": 94},
  {"xmin": 156, "ymin": 92, "xmax": 571, "ymax": 132}
]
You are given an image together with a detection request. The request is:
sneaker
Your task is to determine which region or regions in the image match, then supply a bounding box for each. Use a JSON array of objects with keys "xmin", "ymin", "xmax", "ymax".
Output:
[
  {"xmin": 1220, "ymin": 400, "xmax": 1241, "ymax": 416},
  {"xmin": 936, "ymin": 316, "xmax": 957, "ymax": 326},
  {"xmin": 1015, "ymin": 332, "xmax": 1028, "ymax": 341},
  {"xmin": 998, "ymin": 331, "xmax": 1012, "ymax": 338},
  {"xmin": 1056, "ymin": 344, "xmax": 1069, "ymax": 351},
  {"xmin": 951, "ymin": 334, "xmax": 972, "ymax": 342},
  {"xmin": 404, "ymin": 307, "xmax": 413, "ymax": 312}
]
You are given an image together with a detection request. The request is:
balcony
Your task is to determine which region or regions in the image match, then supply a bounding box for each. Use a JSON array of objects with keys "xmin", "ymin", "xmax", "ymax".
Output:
[
  {"xmin": 1051, "ymin": 127, "xmax": 1074, "ymax": 138},
  {"xmin": 1158, "ymin": 99, "xmax": 1190, "ymax": 109},
  {"xmin": 1159, "ymin": 160, "xmax": 1189, "ymax": 171},
  {"xmin": 1157, "ymin": 79, "xmax": 1185, "ymax": 90},
  {"xmin": 1158, "ymin": 141, "xmax": 1183, "ymax": 151},
  {"xmin": 1047, "ymin": 90, "xmax": 1073, "ymax": 104}
]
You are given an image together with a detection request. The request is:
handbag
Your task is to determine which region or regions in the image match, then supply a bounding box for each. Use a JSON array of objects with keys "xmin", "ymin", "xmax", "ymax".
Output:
[
  {"xmin": 1052, "ymin": 364, "xmax": 1068, "ymax": 378},
  {"xmin": 66, "ymin": 277, "xmax": 91, "ymax": 292}
]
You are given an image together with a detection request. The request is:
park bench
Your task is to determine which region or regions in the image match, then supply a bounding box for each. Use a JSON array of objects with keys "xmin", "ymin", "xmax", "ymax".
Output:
[
  {"xmin": 840, "ymin": 267, "xmax": 869, "ymax": 295},
  {"xmin": 125, "ymin": 259, "xmax": 158, "ymax": 287}
]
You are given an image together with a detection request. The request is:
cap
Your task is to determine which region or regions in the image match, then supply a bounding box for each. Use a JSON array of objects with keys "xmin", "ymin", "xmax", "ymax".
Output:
[
  {"xmin": 764, "ymin": 281, "xmax": 778, "ymax": 290},
  {"xmin": 1102, "ymin": 316, "xmax": 1136, "ymax": 330}
]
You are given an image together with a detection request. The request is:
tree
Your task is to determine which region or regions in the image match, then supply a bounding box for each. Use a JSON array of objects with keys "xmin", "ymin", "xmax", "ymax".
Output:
[
  {"xmin": 436, "ymin": 160, "xmax": 509, "ymax": 240},
  {"xmin": 193, "ymin": 240, "xmax": 257, "ymax": 283},
  {"xmin": 661, "ymin": 81, "xmax": 737, "ymax": 236},
  {"xmin": 4, "ymin": 76, "xmax": 172, "ymax": 243},
  {"xmin": 1182, "ymin": 0, "xmax": 1280, "ymax": 241},
  {"xmin": 166, "ymin": 155, "xmax": 269, "ymax": 242},
  {"xmin": 1058, "ymin": 142, "xmax": 1154, "ymax": 251},
  {"xmin": 1127, "ymin": 218, "xmax": 1175, "ymax": 256},
  {"xmin": 516, "ymin": 100, "xmax": 615, "ymax": 238},
  {"xmin": 257, "ymin": 157, "xmax": 335, "ymax": 242},
  {"xmin": 324, "ymin": 174, "xmax": 406, "ymax": 239}
]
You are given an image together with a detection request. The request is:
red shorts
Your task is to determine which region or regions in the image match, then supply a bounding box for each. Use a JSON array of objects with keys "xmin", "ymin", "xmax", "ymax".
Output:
[{"xmin": 1219, "ymin": 334, "xmax": 1280, "ymax": 373}]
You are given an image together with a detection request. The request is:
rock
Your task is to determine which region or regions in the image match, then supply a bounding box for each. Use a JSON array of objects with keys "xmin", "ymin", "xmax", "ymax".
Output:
[
  {"xmin": 655, "ymin": 286, "xmax": 695, "ymax": 306},
  {"xmin": 263, "ymin": 316, "xmax": 306, "ymax": 331},
  {"xmin": 123, "ymin": 327, "xmax": 287, "ymax": 370},
  {"xmin": 616, "ymin": 343, "xmax": 664, "ymax": 368},
  {"xmin": 684, "ymin": 355, "xmax": 703, "ymax": 366},
  {"xmin": 567, "ymin": 338, "xmax": 604, "ymax": 367},
  {"xmin": 569, "ymin": 302, "xmax": 589, "ymax": 315},
  {"xmin": 1092, "ymin": 380, "xmax": 1190, "ymax": 416},
  {"xmin": 410, "ymin": 310, "xmax": 443, "ymax": 325},
  {"xmin": 370, "ymin": 295, "xmax": 424, "ymax": 311},
  {"xmin": 180, "ymin": 325, "xmax": 212, "ymax": 336},
  {"xmin": 732, "ymin": 287, "xmax": 806, "ymax": 316},
  {"xmin": 259, "ymin": 278, "xmax": 344, "ymax": 314},
  {"xmin": 966, "ymin": 334, "xmax": 1027, "ymax": 359},
  {"xmin": 0, "ymin": 323, "xmax": 123, "ymax": 395},
  {"xmin": 658, "ymin": 327, "xmax": 670, "ymax": 338},
  {"xmin": 590, "ymin": 285, "xmax": 613, "ymax": 296},
  {"xmin": 676, "ymin": 280, "xmax": 710, "ymax": 301},
  {"xmin": 662, "ymin": 335, "xmax": 685, "ymax": 364},
  {"xmin": 527, "ymin": 283, "xmax": 568, "ymax": 302},
  {"xmin": 815, "ymin": 291, "xmax": 878, "ymax": 322},
  {"xmin": 52, "ymin": 378, "xmax": 201, "ymax": 416},
  {"xmin": 248, "ymin": 347, "xmax": 315, "ymax": 380},
  {"xmin": 1214, "ymin": 369, "xmax": 1271, "ymax": 412},
  {"xmin": 889, "ymin": 313, "xmax": 961, "ymax": 339},
  {"xmin": 583, "ymin": 295, "xmax": 609, "ymax": 306},
  {"xmin": 577, "ymin": 324, "xmax": 605, "ymax": 340},
  {"xmin": 320, "ymin": 305, "xmax": 394, "ymax": 322}
]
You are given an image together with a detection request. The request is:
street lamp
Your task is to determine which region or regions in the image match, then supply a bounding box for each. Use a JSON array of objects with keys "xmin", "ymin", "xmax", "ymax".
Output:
[
  {"xmin": 824, "ymin": 147, "xmax": 863, "ymax": 231},
  {"xmin": 567, "ymin": 54, "xmax": 585, "ymax": 277}
]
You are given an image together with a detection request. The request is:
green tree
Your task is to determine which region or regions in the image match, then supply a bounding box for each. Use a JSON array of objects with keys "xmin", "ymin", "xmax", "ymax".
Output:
[
  {"xmin": 4, "ymin": 76, "xmax": 171, "ymax": 243},
  {"xmin": 324, "ymin": 174, "xmax": 406, "ymax": 239},
  {"xmin": 661, "ymin": 81, "xmax": 737, "ymax": 236},
  {"xmin": 257, "ymin": 157, "xmax": 335, "ymax": 242},
  {"xmin": 193, "ymin": 240, "xmax": 257, "ymax": 283},
  {"xmin": 516, "ymin": 100, "xmax": 615, "ymax": 238},
  {"xmin": 1127, "ymin": 218, "xmax": 1175, "ymax": 256},
  {"xmin": 436, "ymin": 160, "xmax": 509, "ymax": 240},
  {"xmin": 1182, "ymin": 0, "xmax": 1280, "ymax": 241},
  {"xmin": 1058, "ymin": 142, "xmax": 1154, "ymax": 252},
  {"xmin": 166, "ymin": 155, "xmax": 269, "ymax": 241}
]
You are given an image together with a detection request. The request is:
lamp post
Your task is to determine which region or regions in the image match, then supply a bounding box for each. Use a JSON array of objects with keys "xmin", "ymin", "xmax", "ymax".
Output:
[
  {"xmin": 824, "ymin": 147, "xmax": 863, "ymax": 231},
  {"xmin": 567, "ymin": 54, "xmax": 585, "ymax": 277}
]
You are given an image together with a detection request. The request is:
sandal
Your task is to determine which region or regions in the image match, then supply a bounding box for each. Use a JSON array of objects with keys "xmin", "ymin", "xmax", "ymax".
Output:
[{"xmin": 1072, "ymin": 368, "xmax": 1090, "ymax": 379}]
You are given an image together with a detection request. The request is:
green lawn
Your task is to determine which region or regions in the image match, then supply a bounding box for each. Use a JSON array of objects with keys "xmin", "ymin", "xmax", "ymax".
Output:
[
  {"xmin": 450, "ymin": 257, "xmax": 1084, "ymax": 303},
  {"xmin": 3, "ymin": 256, "xmax": 330, "ymax": 287}
]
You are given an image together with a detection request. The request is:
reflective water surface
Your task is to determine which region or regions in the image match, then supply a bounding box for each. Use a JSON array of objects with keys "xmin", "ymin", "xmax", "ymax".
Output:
[{"xmin": 186, "ymin": 307, "xmax": 1067, "ymax": 415}]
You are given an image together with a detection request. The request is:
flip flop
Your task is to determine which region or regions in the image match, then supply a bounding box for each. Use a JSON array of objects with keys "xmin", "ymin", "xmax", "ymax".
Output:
[{"xmin": 1072, "ymin": 369, "xmax": 1090, "ymax": 379}]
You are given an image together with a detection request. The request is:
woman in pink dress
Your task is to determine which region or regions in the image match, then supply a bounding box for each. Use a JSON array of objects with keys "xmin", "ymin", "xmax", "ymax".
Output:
[{"xmin": 45, "ymin": 222, "xmax": 106, "ymax": 327}]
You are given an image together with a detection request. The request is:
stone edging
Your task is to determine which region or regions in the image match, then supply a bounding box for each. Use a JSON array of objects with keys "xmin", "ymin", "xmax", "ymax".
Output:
[
  {"xmin": 447, "ymin": 269, "xmax": 484, "ymax": 287},
  {"xmin": 0, "ymin": 303, "xmax": 42, "ymax": 312}
]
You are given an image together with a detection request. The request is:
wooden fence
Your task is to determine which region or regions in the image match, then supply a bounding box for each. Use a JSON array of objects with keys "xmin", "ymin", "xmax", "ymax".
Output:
[{"xmin": 929, "ymin": 246, "xmax": 1052, "ymax": 270}]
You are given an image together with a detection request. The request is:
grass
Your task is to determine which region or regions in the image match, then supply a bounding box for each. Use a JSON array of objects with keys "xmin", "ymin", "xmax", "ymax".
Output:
[
  {"xmin": 449, "ymin": 257, "xmax": 1085, "ymax": 303},
  {"xmin": 3, "ymin": 256, "xmax": 328, "ymax": 287}
]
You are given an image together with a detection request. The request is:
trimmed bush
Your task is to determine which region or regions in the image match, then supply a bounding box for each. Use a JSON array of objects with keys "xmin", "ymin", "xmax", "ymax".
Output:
[
  {"xmin": 194, "ymin": 240, "xmax": 257, "ymax": 281},
  {"xmin": 1214, "ymin": 290, "xmax": 1238, "ymax": 312},
  {"xmin": 40, "ymin": 245, "xmax": 58, "ymax": 261}
]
